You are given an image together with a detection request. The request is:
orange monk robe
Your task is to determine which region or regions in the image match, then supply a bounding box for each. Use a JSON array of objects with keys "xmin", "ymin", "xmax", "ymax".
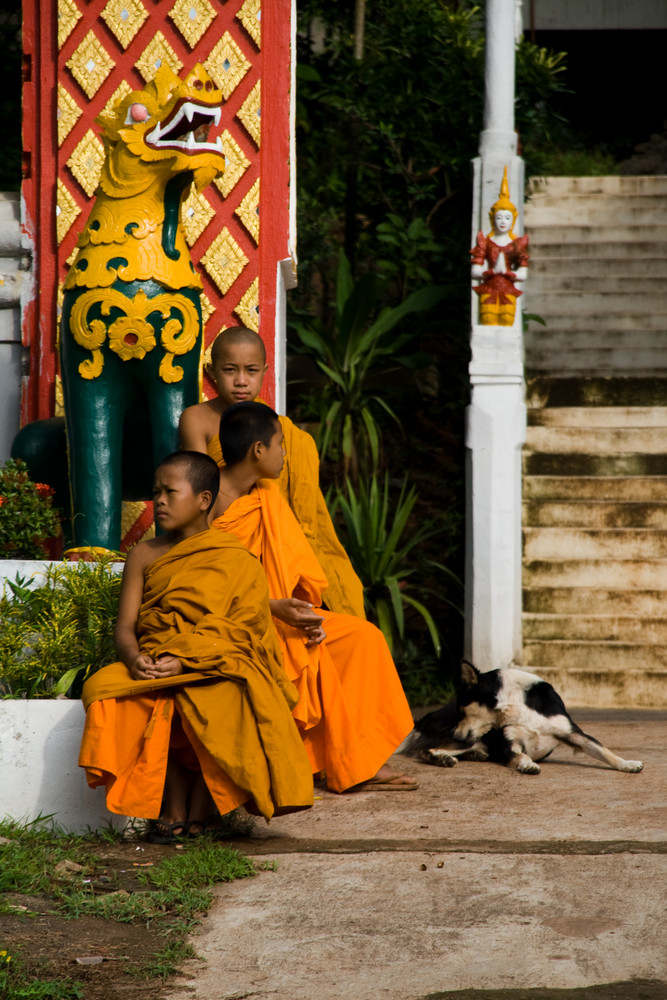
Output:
[
  {"xmin": 78, "ymin": 530, "xmax": 314, "ymax": 821},
  {"xmin": 208, "ymin": 412, "xmax": 365, "ymax": 619},
  {"xmin": 211, "ymin": 483, "xmax": 414, "ymax": 792}
]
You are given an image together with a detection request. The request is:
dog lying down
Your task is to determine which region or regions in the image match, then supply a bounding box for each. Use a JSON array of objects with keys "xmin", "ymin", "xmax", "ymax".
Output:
[{"xmin": 398, "ymin": 662, "xmax": 643, "ymax": 774}]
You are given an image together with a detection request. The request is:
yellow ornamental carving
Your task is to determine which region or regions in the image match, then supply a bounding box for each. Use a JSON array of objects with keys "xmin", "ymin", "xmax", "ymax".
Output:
[
  {"xmin": 67, "ymin": 129, "xmax": 105, "ymax": 198},
  {"xmin": 100, "ymin": 0, "xmax": 149, "ymax": 50},
  {"xmin": 102, "ymin": 81, "xmax": 133, "ymax": 120},
  {"xmin": 235, "ymin": 277, "xmax": 259, "ymax": 332},
  {"xmin": 169, "ymin": 0, "xmax": 217, "ymax": 49},
  {"xmin": 204, "ymin": 33, "xmax": 251, "ymax": 101},
  {"xmin": 66, "ymin": 30, "xmax": 115, "ymax": 99},
  {"xmin": 58, "ymin": 0, "xmax": 82, "ymax": 50},
  {"xmin": 57, "ymin": 85, "xmax": 82, "ymax": 147},
  {"xmin": 237, "ymin": 80, "xmax": 261, "ymax": 147},
  {"xmin": 235, "ymin": 177, "xmax": 259, "ymax": 244},
  {"xmin": 201, "ymin": 228, "xmax": 248, "ymax": 294},
  {"xmin": 135, "ymin": 32, "xmax": 183, "ymax": 83},
  {"xmin": 56, "ymin": 179, "xmax": 81, "ymax": 245},
  {"xmin": 237, "ymin": 0, "xmax": 261, "ymax": 49},
  {"xmin": 214, "ymin": 131, "xmax": 250, "ymax": 198},
  {"xmin": 181, "ymin": 185, "xmax": 215, "ymax": 246},
  {"xmin": 69, "ymin": 288, "xmax": 200, "ymax": 382}
]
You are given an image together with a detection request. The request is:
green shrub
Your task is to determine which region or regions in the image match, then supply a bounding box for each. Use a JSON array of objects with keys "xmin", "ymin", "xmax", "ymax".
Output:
[
  {"xmin": 0, "ymin": 559, "xmax": 122, "ymax": 698},
  {"xmin": 0, "ymin": 458, "xmax": 61, "ymax": 559}
]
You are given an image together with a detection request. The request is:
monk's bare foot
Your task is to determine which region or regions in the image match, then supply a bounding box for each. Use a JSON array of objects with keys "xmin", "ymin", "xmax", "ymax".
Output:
[{"xmin": 350, "ymin": 766, "xmax": 420, "ymax": 792}]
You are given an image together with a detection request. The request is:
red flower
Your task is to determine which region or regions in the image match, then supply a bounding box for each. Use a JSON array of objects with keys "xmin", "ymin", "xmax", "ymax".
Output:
[
  {"xmin": 34, "ymin": 483, "xmax": 54, "ymax": 499},
  {"xmin": 0, "ymin": 496, "xmax": 4, "ymax": 506}
]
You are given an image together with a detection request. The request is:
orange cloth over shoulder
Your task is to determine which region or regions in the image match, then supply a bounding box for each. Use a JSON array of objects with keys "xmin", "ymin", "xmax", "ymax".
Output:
[
  {"xmin": 207, "ymin": 412, "xmax": 365, "ymax": 619},
  {"xmin": 78, "ymin": 530, "xmax": 314, "ymax": 820},
  {"xmin": 211, "ymin": 483, "xmax": 414, "ymax": 792}
]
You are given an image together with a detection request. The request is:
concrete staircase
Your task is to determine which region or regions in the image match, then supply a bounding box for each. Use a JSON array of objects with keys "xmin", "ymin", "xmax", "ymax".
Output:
[{"xmin": 521, "ymin": 176, "xmax": 667, "ymax": 707}]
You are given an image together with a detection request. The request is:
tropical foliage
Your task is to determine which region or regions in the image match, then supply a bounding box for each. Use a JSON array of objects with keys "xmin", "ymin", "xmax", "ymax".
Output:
[
  {"xmin": 0, "ymin": 459, "xmax": 61, "ymax": 560},
  {"xmin": 0, "ymin": 558, "xmax": 122, "ymax": 698}
]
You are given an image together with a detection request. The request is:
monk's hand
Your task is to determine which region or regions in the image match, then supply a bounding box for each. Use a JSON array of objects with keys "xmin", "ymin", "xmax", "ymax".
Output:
[
  {"xmin": 130, "ymin": 654, "xmax": 157, "ymax": 680},
  {"xmin": 270, "ymin": 597, "xmax": 324, "ymax": 631},
  {"xmin": 152, "ymin": 655, "xmax": 184, "ymax": 677},
  {"xmin": 305, "ymin": 624, "xmax": 327, "ymax": 648}
]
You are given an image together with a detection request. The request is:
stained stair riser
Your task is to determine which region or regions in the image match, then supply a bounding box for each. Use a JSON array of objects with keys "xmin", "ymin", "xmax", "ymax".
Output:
[
  {"xmin": 524, "ymin": 476, "xmax": 667, "ymax": 500},
  {"xmin": 524, "ymin": 453, "xmax": 667, "ymax": 477},
  {"xmin": 523, "ymin": 501, "xmax": 667, "ymax": 529},
  {"xmin": 526, "ymin": 426, "xmax": 667, "ymax": 455},
  {"xmin": 523, "ymin": 614, "xmax": 667, "ymax": 643},
  {"xmin": 524, "ymin": 559, "xmax": 667, "ymax": 589},
  {"xmin": 522, "ymin": 640, "xmax": 667, "ymax": 671},
  {"xmin": 524, "ymin": 586, "xmax": 667, "ymax": 616},
  {"xmin": 518, "ymin": 666, "xmax": 667, "ymax": 709},
  {"xmin": 524, "ymin": 528, "xmax": 667, "ymax": 561}
]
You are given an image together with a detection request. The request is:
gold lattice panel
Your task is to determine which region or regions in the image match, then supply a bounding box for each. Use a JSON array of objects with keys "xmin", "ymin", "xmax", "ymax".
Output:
[
  {"xmin": 201, "ymin": 228, "xmax": 249, "ymax": 295},
  {"xmin": 67, "ymin": 128, "xmax": 105, "ymax": 197},
  {"xmin": 57, "ymin": 84, "xmax": 82, "ymax": 147},
  {"xmin": 204, "ymin": 33, "xmax": 252, "ymax": 101},
  {"xmin": 66, "ymin": 30, "xmax": 116, "ymax": 98},
  {"xmin": 56, "ymin": 179, "xmax": 81, "ymax": 245},
  {"xmin": 236, "ymin": 0, "xmax": 261, "ymax": 48},
  {"xmin": 234, "ymin": 278, "xmax": 259, "ymax": 332},
  {"xmin": 102, "ymin": 80, "xmax": 133, "ymax": 119},
  {"xmin": 237, "ymin": 80, "xmax": 261, "ymax": 147},
  {"xmin": 181, "ymin": 186, "xmax": 215, "ymax": 246},
  {"xmin": 169, "ymin": 0, "xmax": 217, "ymax": 49},
  {"xmin": 235, "ymin": 178, "xmax": 259, "ymax": 244},
  {"xmin": 100, "ymin": 0, "xmax": 149, "ymax": 50},
  {"xmin": 135, "ymin": 32, "xmax": 183, "ymax": 82},
  {"xmin": 214, "ymin": 131, "xmax": 250, "ymax": 198},
  {"xmin": 57, "ymin": 0, "xmax": 82, "ymax": 51}
]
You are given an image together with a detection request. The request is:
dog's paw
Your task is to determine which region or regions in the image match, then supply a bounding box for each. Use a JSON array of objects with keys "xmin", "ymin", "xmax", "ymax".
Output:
[
  {"xmin": 619, "ymin": 759, "xmax": 643, "ymax": 773},
  {"xmin": 420, "ymin": 749, "xmax": 457, "ymax": 768},
  {"xmin": 517, "ymin": 759, "xmax": 541, "ymax": 774}
]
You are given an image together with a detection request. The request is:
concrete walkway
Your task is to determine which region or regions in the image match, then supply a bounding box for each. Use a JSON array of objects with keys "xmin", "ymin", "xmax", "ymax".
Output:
[{"xmin": 167, "ymin": 711, "xmax": 666, "ymax": 1000}]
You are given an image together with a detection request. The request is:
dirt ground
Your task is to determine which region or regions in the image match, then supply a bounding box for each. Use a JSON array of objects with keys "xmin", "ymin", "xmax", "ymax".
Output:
[{"xmin": 0, "ymin": 839, "xmax": 202, "ymax": 1000}]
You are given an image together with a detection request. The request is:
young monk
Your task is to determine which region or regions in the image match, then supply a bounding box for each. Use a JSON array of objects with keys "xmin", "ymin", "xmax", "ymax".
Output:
[
  {"xmin": 179, "ymin": 326, "xmax": 365, "ymax": 618},
  {"xmin": 208, "ymin": 401, "xmax": 418, "ymax": 794},
  {"xmin": 78, "ymin": 450, "xmax": 313, "ymax": 840}
]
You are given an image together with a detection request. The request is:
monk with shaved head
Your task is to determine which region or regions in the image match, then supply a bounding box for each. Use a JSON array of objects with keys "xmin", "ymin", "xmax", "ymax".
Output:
[{"xmin": 179, "ymin": 327, "xmax": 365, "ymax": 618}]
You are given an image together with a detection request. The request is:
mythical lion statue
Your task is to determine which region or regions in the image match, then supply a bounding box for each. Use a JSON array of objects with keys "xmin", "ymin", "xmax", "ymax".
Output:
[{"xmin": 58, "ymin": 63, "xmax": 224, "ymax": 551}]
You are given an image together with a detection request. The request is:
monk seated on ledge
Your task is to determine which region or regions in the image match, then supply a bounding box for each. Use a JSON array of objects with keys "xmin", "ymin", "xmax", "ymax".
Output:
[
  {"xmin": 78, "ymin": 451, "xmax": 314, "ymax": 842},
  {"xmin": 209, "ymin": 401, "xmax": 419, "ymax": 794}
]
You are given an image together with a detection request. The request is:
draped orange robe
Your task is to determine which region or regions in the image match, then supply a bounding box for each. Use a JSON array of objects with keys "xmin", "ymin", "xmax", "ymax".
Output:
[
  {"xmin": 211, "ymin": 483, "xmax": 414, "ymax": 792},
  {"xmin": 208, "ymin": 413, "xmax": 365, "ymax": 619},
  {"xmin": 78, "ymin": 530, "xmax": 314, "ymax": 820}
]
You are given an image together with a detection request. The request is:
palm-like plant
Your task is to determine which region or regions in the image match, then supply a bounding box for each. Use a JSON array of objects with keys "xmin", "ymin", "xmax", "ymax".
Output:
[
  {"xmin": 289, "ymin": 252, "xmax": 445, "ymax": 483},
  {"xmin": 330, "ymin": 473, "xmax": 462, "ymax": 656}
]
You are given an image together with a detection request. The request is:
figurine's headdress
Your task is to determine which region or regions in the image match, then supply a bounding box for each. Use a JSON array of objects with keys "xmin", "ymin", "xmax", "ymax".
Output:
[{"xmin": 488, "ymin": 166, "xmax": 518, "ymax": 234}]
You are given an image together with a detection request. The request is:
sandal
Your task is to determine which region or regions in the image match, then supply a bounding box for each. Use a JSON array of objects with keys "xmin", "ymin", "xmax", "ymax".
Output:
[{"xmin": 146, "ymin": 819, "xmax": 187, "ymax": 844}]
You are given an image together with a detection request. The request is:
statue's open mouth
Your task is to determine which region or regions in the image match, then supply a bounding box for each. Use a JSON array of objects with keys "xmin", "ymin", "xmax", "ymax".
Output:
[{"xmin": 145, "ymin": 100, "xmax": 223, "ymax": 155}]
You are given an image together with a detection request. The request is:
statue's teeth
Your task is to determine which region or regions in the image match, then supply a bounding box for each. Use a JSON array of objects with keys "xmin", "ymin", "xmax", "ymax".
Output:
[
  {"xmin": 186, "ymin": 131, "xmax": 196, "ymax": 149},
  {"xmin": 185, "ymin": 104, "xmax": 194, "ymax": 123},
  {"xmin": 213, "ymin": 108, "xmax": 221, "ymax": 127}
]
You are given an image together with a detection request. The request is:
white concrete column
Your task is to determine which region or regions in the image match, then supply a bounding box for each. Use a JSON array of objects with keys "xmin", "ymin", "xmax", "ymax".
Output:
[{"xmin": 464, "ymin": 0, "xmax": 526, "ymax": 670}]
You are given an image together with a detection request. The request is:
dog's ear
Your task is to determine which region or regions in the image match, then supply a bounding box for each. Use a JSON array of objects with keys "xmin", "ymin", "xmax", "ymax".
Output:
[{"xmin": 459, "ymin": 660, "xmax": 480, "ymax": 686}]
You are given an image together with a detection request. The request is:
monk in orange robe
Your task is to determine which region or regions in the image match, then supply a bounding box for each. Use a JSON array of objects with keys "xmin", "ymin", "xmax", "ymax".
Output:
[
  {"xmin": 79, "ymin": 451, "xmax": 313, "ymax": 839},
  {"xmin": 209, "ymin": 401, "xmax": 418, "ymax": 794},
  {"xmin": 179, "ymin": 326, "xmax": 365, "ymax": 618}
]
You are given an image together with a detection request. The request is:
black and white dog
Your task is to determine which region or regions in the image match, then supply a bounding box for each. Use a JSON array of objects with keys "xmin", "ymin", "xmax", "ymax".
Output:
[{"xmin": 399, "ymin": 661, "xmax": 644, "ymax": 774}]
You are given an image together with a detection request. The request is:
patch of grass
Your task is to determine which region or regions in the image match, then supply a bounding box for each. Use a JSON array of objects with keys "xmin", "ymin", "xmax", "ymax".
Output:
[
  {"xmin": 533, "ymin": 145, "xmax": 619, "ymax": 177},
  {"xmin": 0, "ymin": 819, "xmax": 261, "ymax": 988},
  {"xmin": 0, "ymin": 947, "xmax": 84, "ymax": 999}
]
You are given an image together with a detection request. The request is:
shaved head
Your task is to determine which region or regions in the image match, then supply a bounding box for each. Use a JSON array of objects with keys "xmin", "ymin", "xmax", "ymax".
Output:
[{"xmin": 211, "ymin": 327, "xmax": 266, "ymax": 367}]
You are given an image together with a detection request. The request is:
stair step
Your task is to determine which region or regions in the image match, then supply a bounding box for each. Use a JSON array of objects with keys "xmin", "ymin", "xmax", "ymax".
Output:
[
  {"xmin": 523, "ymin": 613, "xmax": 667, "ymax": 643},
  {"xmin": 523, "ymin": 476, "xmax": 667, "ymax": 501},
  {"xmin": 529, "ymin": 257, "xmax": 667, "ymax": 278},
  {"xmin": 522, "ymin": 640, "xmax": 667, "ymax": 670},
  {"xmin": 528, "ymin": 407, "xmax": 667, "ymax": 428},
  {"xmin": 516, "ymin": 665, "xmax": 667, "ymax": 709},
  {"xmin": 526, "ymin": 377, "xmax": 667, "ymax": 408},
  {"xmin": 523, "ymin": 500, "xmax": 667, "ymax": 529},
  {"xmin": 523, "ymin": 452, "xmax": 667, "ymax": 477},
  {"xmin": 523, "ymin": 587, "xmax": 667, "ymax": 616},
  {"xmin": 526, "ymin": 205, "xmax": 666, "ymax": 227},
  {"xmin": 525, "ymin": 425, "xmax": 667, "ymax": 455},
  {"xmin": 527, "ymin": 175, "xmax": 667, "ymax": 196},
  {"xmin": 524, "ymin": 349, "xmax": 667, "ymax": 376},
  {"xmin": 526, "ymin": 225, "xmax": 667, "ymax": 245},
  {"xmin": 523, "ymin": 559, "xmax": 667, "ymax": 589},
  {"xmin": 524, "ymin": 527, "xmax": 667, "ymax": 561},
  {"xmin": 522, "ymin": 291, "xmax": 667, "ymax": 315},
  {"xmin": 524, "ymin": 240, "xmax": 667, "ymax": 260},
  {"xmin": 526, "ymin": 276, "xmax": 662, "ymax": 294}
]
